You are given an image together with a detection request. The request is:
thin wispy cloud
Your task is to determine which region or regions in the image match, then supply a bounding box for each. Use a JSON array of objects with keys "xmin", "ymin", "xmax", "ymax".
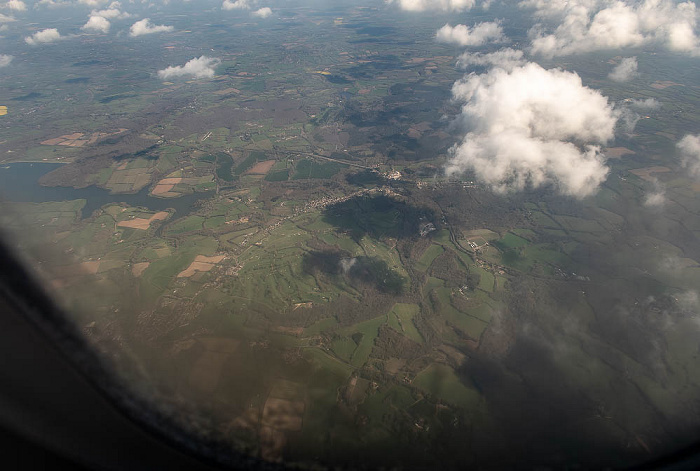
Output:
[
  {"xmin": 609, "ymin": 57, "xmax": 638, "ymax": 82},
  {"xmin": 644, "ymin": 180, "xmax": 666, "ymax": 208},
  {"xmin": 0, "ymin": 54, "xmax": 13, "ymax": 67},
  {"xmin": 628, "ymin": 98, "xmax": 660, "ymax": 110},
  {"xmin": 678, "ymin": 134, "xmax": 700, "ymax": 178},
  {"xmin": 457, "ymin": 48, "xmax": 526, "ymax": 71}
]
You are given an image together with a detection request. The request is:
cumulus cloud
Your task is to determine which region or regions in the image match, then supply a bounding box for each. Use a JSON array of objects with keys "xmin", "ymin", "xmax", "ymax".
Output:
[
  {"xmin": 82, "ymin": 15, "xmax": 110, "ymax": 33},
  {"xmin": 36, "ymin": 0, "xmax": 74, "ymax": 7},
  {"xmin": 609, "ymin": 56, "xmax": 638, "ymax": 82},
  {"xmin": 612, "ymin": 97, "xmax": 659, "ymax": 135},
  {"xmin": 223, "ymin": 0, "xmax": 255, "ymax": 10},
  {"xmin": 457, "ymin": 47, "xmax": 526, "ymax": 71},
  {"xmin": 677, "ymin": 134, "xmax": 700, "ymax": 178},
  {"xmin": 0, "ymin": 13, "xmax": 15, "ymax": 23},
  {"xmin": 252, "ymin": 7, "xmax": 271, "ymax": 18},
  {"xmin": 446, "ymin": 62, "xmax": 619, "ymax": 197},
  {"xmin": 92, "ymin": 6, "xmax": 131, "ymax": 19},
  {"xmin": 524, "ymin": 0, "xmax": 700, "ymax": 57},
  {"xmin": 0, "ymin": 54, "xmax": 12, "ymax": 67},
  {"xmin": 436, "ymin": 21, "xmax": 507, "ymax": 46},
  {"xmin": 25, "ymin": 28, "xmax": 63, "ymax": 45},
  {"xmin": 4, "ymin": 1, "xmax": 26, "ymax": 11},
  {"xmin": 129, "ymin": 18, "xmax": 174, "ymax": 37},
  {"xmin": 78, "ymin": 0, "xmax": 107, "ymax": 6},
  {"xmin": 387, "ymin": 0, "xmax": 476, "ymax": 12},
  {"xmin": 157, "ymin": 56, "xmax": 221, "ymax": 80}
]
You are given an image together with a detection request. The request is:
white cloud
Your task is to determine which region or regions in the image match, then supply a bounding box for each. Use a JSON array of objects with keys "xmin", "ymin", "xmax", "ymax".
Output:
[
  {"xmin": 524, "ymin": 0, "xmax": 700, "ymax": 57},
  {"xmin": 129, "ymin": 18, "xmax": 174, "ymax": 37},
  {"xmin": 0, "ymin": 54, "xmax": 13, "ymax": 67},
  {"xmin": 386, "ymin": 0, "xmax": 476, "ymax": 12},
  {"xmin": 82, "ymin": 15, "xmax": 110, "ymax": 33},
  {"xmin": 157, "ymin": 56, "xmax": 221, "ymax": 80},
  {"xmin": 25, "ymin": 28, "xmax": 63, "ymax": 45},
  {"xmin": 222, "ymin": 0, "xmax": 255, "ymax": 10},
  {"xmin": 609, "ymin": 56, "xmax": 638, "ymax": 82},
  {"xmin": 446, "ymin": 62, "xmax": 619, "ymax": 197},
  {"xmin": 519, "ymin": 0, "xmax": 602, "ymax": 19},
  {"xmin": 251, "ymin": 7, "xmax": 271, "ymax": 18},
  {"xmin": 436, "ymin": 21, "xmax": 507, "ymax": 46},
  {"xmin": 0, "ymin": 13, "xmax": 16, "ymax": 22},
  {"xmin": 36, "ymin": 0, "xmax": 73, "ymax": 7},
  {"xmin": 4, "ymin": 1, "xmax": 26, "ymax": 12},
  {"xmin": 92, "ymin": 7, "xmax": 131, "ymax": 19},
  {"xmin": 678, "ymin": 134, "xmax": 700, "ymax": 178},
  {"xmin": 457, "ymin": 48, "xmax": 526, "ymax": 71},
  {"xmin": 78, "ymin": 0, "xmax": 107, "ymax": 6}
]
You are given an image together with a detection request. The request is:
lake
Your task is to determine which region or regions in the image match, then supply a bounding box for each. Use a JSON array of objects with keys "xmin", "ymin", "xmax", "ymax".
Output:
[{"xmin": 0, "ymin": 162, "xmax": 212, "ymax": 218}]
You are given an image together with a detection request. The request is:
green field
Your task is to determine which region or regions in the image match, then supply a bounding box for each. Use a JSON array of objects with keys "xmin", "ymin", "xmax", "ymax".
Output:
[
  {"xmin": 233, "ymin": 151, "xmax": 266, "ymax": 176},
  {"xmin": 292, "ymin": 159, "xmax": 346, "ymax": 179},
  {"xmin": 339, "ymin": 316, "xmax": 386, "ymax": 367},
  {"xmin": 331, "ymin": 336, "xmax": 358, "ymax": 362},
  {"xmin": 387, "ymin": 303, "xmax": 423, "ymax": 344},
  {"xmin": 415, "ymin": 244, "xmax": 444, "ymax": 272},
  {"xmin": 264, "ymin": 169, "xmax": 289, "ymax": 181},
  {"xmin": 215, "ymin": 153, "xmax": 235, "ymax": 181},
  {"xmin": 165, "ymin": 215, "xmax": 205, "ymax": 234},
  {"xmin": 413, "ymin": 364, "xmax": 481, "ymax": 409},
  {"xmin": 495, "ymin": 232, "xmax": 529, "ymax": 249},
  {"xmin": 433, "ymin": 287, "xmax": 488, "ymax": 339}
]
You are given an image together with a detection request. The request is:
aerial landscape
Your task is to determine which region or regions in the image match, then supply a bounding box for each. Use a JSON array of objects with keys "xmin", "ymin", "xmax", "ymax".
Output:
[{"xmin": 1, "ymin": 0, "xmax": 700, "ymax": 468}]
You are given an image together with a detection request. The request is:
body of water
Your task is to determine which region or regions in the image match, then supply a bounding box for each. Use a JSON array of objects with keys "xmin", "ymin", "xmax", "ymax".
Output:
[{"xmin": 0, "ymin": 162, "xmax": 212, "ymax": 218}]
